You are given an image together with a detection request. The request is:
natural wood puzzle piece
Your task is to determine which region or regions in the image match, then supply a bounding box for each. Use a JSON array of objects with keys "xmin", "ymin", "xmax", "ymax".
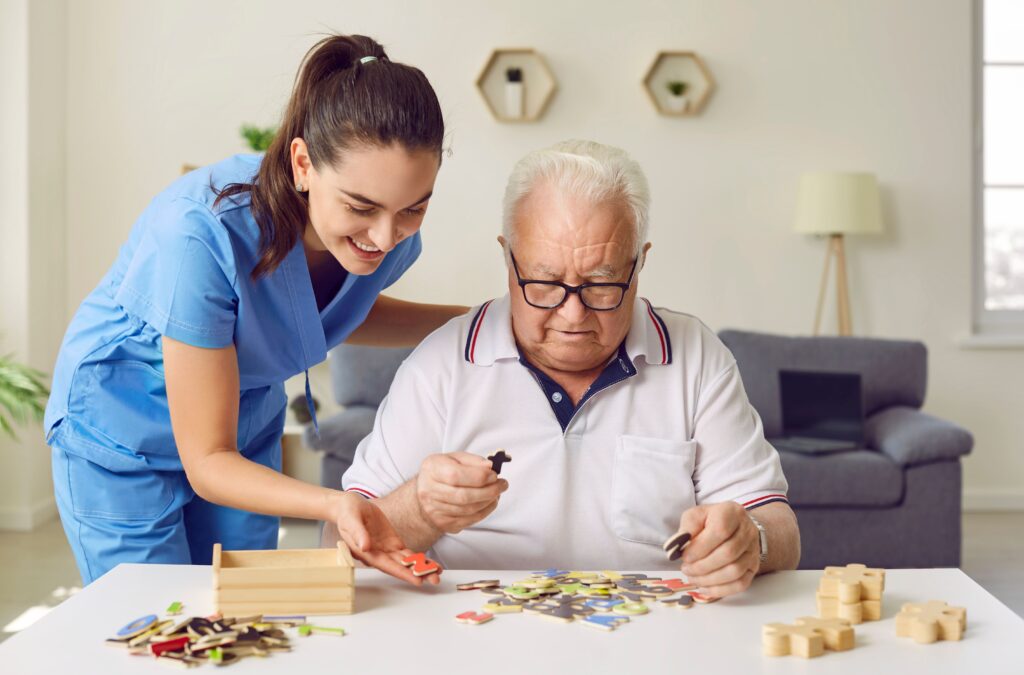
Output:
[
  {"xmin": 817, "ymin": 563, "xmax": 885, "ymax": 624},
  {"xmin": 762, "ymin": 623, "xmax": 825, "ymax": 658},
  {"xmin": 794, "ymin": 616, "xmax": 855, "ymax": 651},
  {"xmin": 819, "ymin": 564, "xmax": 885, "ymax": 602},
  {"xmin": 895, "ymin": 601, "xmax": 967, "ymax": 644}
]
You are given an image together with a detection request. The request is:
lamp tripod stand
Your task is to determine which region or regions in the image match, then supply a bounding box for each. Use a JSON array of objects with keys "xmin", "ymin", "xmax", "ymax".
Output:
[{"xmin": 813, "ymin": 233, "xmax": 852, "ymax": 336}]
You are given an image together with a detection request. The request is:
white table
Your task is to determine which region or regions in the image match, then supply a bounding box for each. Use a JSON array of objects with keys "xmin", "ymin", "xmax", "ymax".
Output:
[{"xmin": 2, "ymin": 565, "xmax": 1021, "ymax": 674}]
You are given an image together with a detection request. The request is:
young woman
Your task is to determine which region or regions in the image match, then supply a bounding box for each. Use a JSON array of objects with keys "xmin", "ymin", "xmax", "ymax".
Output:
[{"xmin": 44, "ymin": 35, "xmax": 464, "ymax": 585}]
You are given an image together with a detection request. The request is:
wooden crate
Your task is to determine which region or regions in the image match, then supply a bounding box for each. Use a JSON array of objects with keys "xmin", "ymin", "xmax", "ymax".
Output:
[{"xmin": 212, "ymin": 542, "xmax": 355, "ymax": 616}]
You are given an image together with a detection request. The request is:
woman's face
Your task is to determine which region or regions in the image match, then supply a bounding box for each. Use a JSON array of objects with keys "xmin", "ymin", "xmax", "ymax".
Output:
[{"xmin": 291, "ymin": 139, "xmax": 440, "ymax": 275}]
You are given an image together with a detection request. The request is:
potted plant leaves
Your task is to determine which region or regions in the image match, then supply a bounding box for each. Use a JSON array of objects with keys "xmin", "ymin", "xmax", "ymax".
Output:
[
  {"xmin": 240, "ymin": 125, "xmax": 276, "ymax": 152},
  {"xmin": 0, "ymin": 352, "xmax": 48, "ymax": 440},
  {"xmin": 665, "ymin": 80, "xmax": 689, "ymax": 114}
]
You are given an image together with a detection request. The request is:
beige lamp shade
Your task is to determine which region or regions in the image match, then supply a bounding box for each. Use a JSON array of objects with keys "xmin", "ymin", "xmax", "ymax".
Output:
[{"xmin": 794, "ymin": 172, "xmax": 883, "ymax": 235}]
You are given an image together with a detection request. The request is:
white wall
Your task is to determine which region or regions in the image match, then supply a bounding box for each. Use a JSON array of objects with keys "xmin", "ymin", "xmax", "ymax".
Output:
[
  {"xmin": 0, "ymin": 0, "xmax": 68, "ymax": 529},
  {"xmin": 57, "ymin": 0, "xmax": 1023, "ymax": 509}
]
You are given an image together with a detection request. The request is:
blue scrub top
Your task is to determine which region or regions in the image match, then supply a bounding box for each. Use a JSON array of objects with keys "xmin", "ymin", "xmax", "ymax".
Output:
[{"xmin": 44, "ymin": 154, "xmax": 421, "ymax": 472}]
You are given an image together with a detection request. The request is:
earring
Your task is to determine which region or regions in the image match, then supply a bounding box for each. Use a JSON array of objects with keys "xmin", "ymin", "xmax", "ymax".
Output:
[{"xmin": 295, "ymin": 183, "xmax": 305, "ymax": 192}]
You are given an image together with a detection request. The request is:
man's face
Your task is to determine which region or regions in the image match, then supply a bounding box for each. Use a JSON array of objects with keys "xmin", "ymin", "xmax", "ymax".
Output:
[{"xmin": 507, "ymin": 181, "xmax": 642, "ymax": 375}]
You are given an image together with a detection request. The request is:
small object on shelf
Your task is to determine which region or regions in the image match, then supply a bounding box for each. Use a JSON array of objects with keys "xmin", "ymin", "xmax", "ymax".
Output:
[
  {"xmin": 475, "ymin": 48, "xmax": 557, "ymax": 122},
  {"xmin": 665, "ymin": 80, "xmax": 689, "ymax": 113},
  {"xmin": 505, "ymin": 67, "xmax": 524, "ymax": 119},
  {"xmin": 642, "ymin": 51, "xmax": 715, "ymax": 116}
]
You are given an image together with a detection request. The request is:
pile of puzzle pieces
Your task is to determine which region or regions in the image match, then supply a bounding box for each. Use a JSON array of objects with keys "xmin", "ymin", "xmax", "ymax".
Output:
[
  {"xmin": 763, "ymin": 563, "xmax": 968, "ymax": 659},
  {"xmin": 454, "ymin": 569, "xmax": 717, "ymax": 631},
  {"xmin": 105, "ymin": 605, "xmax": 342, "ymax": 668}
]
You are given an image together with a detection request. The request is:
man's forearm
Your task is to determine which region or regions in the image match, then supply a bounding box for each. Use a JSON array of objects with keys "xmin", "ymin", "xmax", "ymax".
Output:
[
  {"xmin": 750, "ymin": 501, "xmax": 801, "ymax": 573},
  {"xmin": 375, "ymin": 479, "xmax": 446, "ymax": 552}
]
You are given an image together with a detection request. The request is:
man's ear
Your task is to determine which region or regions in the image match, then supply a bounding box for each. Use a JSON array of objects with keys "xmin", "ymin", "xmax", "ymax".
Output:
[
  {"xmin": 497, "ymin": 235, "xmax": 507, "ymax": 248},
  {"xmin": 640, "ymin": 242, "xmax": 652, "ymax": 269}
]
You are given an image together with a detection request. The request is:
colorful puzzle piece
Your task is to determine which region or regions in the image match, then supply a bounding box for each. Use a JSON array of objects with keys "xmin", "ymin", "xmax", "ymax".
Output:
[
  {"xmin": 663, "ymin": 531, "xmax": 691, "ymax": 562},
  {"xmin": 582, "ymin": 614, "xmax": 630, "ymax": 631},
  {"xmin": 401, "ymin": 552, "xmax": 441, "ymax": 577},
  {"xmin": 895, "ymin": 600, "xmax": 967, "ymax": 644},
  {"xmin": 455, "ymin": 611, "xmax": 494, "ymax": 625}
]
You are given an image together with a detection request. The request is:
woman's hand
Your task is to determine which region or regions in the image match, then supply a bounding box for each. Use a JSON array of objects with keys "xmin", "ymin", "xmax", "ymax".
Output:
[{"xmin": 330, "ymin": 491, "xmax": 442, "ymax": 586}]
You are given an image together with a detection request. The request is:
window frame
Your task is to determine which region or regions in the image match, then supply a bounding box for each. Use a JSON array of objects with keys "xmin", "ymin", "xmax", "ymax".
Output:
[{"xmin": 973, "ymin": 0, "xmax": 1024, "ymax": 337}]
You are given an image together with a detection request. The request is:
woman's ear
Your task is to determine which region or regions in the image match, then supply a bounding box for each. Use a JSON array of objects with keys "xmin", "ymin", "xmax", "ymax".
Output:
[{"xmin": 290, "ymin": 138, "xmax": 313, "ymax": 189}]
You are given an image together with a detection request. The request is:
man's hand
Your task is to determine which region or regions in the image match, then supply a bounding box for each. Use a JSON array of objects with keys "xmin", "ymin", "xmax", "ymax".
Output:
[
  {"xmin": 675, "ymin": 502, "xmax": 761, "ymax": 598},
  {"xmin": 415, "ymin": 452, "xmax": 508, "ymax": 534},
  {"xmin": 330, "ymin": 491, "xmax": 441, "ymax": 586}
]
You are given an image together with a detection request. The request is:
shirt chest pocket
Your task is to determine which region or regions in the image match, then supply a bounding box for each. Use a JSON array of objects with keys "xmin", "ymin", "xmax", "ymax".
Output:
[{"xmin": 611, "ymin": 435, "xmax": 697, "ymax": 546}]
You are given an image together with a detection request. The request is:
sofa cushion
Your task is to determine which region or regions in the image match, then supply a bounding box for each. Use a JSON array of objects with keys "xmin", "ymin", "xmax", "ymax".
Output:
[
  {"xmin": 719, "ymin": 329, "xmax": 927, "ymax": 438},
  {"xmin": 778, "ymin": 448, "xmax": 904, "ymax": 507},
  {"xmin": 328, "ymin": 345, "xmax": 414, "ymax": 407}
]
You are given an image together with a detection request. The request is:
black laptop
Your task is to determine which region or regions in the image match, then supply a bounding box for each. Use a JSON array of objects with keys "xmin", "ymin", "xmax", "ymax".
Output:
[{"xmin": 768, "ymin": 370, "xmax": 864, "ymax": 454}]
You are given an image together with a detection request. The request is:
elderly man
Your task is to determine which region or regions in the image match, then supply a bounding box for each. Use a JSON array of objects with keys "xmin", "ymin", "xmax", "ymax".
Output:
[{"xmin": 342, "ymin": 140, "xmax": 799, "ymax": 597}]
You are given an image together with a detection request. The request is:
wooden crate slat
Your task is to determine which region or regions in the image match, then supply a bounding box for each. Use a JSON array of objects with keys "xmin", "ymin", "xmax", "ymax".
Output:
[{"xmin": 216, "ymin": 585, "xmax": 354, "ymax": 603}]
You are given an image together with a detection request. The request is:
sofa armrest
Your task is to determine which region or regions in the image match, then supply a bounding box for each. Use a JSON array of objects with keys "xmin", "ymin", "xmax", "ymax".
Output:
[
  {"xmin": 864, "ymin": 406, "xmax": 974, "ymax": 467},
  {"xmin": 301, "ymin": 406, "xmax": 377, "ymax": 460}
]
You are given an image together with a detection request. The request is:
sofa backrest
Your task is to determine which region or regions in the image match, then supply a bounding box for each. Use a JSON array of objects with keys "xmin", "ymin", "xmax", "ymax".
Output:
[
  {"xmin": 718, "ymin": 329, "xmax": 927, "ymax": 437},
  {"xmin": 327, "ymin": 344, "xmax": 415, "ymax": 408}
]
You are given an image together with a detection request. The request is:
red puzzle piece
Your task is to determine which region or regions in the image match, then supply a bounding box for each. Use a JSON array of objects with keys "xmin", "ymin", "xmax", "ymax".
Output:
[
  {"xmin": 661, "ymin": 578, "xmax": 697, "ymax": 591},
  {"xmin": 455, "ymin": 611, "xmax": 493, "ymax": 625},
  {"xmin": 401, "ymin": 552, "xmax": 441, "ymax": 577}
]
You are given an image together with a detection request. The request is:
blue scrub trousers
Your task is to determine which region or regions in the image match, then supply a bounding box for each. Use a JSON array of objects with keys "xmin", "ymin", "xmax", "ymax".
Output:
[{"xmin": 51, "ymin": 422, "xmax": 282, "ymax": 585}]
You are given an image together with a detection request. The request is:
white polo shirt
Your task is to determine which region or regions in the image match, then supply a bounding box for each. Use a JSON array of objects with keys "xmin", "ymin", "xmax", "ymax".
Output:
[{"xmin": 343, "ymin": 294, "xmax": 788, "ymax": 571}]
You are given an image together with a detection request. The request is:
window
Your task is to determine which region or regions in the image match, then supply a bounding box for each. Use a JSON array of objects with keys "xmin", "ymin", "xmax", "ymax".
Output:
[{"xmin": 977, "ymin": 0, "xmax": 1024, "ymax": 333}]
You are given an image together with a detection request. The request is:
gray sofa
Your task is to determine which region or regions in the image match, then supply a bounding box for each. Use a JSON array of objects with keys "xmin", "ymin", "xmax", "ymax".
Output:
[
  {"xmin": 304, "ymin": 344, "xmax": 414, "ymax": 492},
  {"xmin": 719, "ymin": 330, "xmax": 974, "ymax": 569},
  {"xmin": 309, "ymin": 332, "xmax": 974, "ymax": 570}
]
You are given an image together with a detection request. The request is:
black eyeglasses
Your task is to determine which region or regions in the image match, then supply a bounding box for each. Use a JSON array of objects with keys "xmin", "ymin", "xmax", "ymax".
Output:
[{"xmin": 510, "ymin": 252, "xmax": 638, "ymax": 311}]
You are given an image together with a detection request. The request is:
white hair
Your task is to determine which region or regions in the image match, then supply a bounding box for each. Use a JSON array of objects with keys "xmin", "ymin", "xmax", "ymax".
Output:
[{"xmin": 501, "ymin": 139, "xmax": 651, "ymax": 257}]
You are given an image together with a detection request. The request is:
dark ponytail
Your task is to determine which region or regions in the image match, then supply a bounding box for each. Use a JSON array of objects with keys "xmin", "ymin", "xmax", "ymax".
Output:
[{"xmin": 215, "ymin": 34, "xmax": 445, "ymax": 279}]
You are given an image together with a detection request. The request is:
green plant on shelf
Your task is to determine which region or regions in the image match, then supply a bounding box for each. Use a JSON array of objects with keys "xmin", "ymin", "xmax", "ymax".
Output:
[
  {"xmin": 0, "ymin": 352, "xmax": 48, "ymax": 439},
  {"xmin": 666, "ymin": 80, "xmax": 688, "ymax": 96},
  {"xmin": 240, "ymin": 125, "xmax": 277, "ymax": 152}
]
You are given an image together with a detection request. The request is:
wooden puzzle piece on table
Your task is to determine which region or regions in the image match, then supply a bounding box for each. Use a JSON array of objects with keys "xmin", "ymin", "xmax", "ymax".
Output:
[
  {"xmin": 484, "ymin": 598, "xmax": 527, "ymax": 614},
  {"xmin": 487, "ymin": 450, "xmax": 512, "ymax": 475},
  {"xmin": 455, "ymin": 611, "xmax": 494, "ymax": 625},
  {"xmin": 794, "ymin": 616, "xmax": 855, "ymax": 651},
  {"xmin": 582, "ymin": 614, "xmax": 630, "ymax": 631},
  {"xmin": 819, "ymin": 564, "xmax": 885, "ymax": 602},
  {"xmin": 895, "ymin": 601, "xmax": 967, "ymax": 644},
  {"xmin": 658, "ymin": 595, "xmax": 694, "ymax": 610},
  {"xmin": 401, "ymin": 552, "xmax": 441, "ymax": 577},
  {"xmin": 816, "ymin": 595, "xmax": 865, "ymax": 624},
  {"xmin": 762, "ymin": 623, "xmax": 825, "ymax": 658},
  {"xmin": 456, "ymin": 579, "xmax": 500, "ymax": 591}
]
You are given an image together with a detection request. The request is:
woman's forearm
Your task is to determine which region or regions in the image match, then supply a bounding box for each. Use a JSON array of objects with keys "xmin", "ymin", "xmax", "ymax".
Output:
[
  {"xmin": 188, "ymin": 448, "xmax": 343, "ymax": 522},
  {"xmin": 346, "ymin": 295, "xmax": 468, "ymax": 347}
]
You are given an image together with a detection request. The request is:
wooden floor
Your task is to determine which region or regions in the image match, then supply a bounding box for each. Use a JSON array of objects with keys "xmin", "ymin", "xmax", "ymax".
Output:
[{"xmin": 1, "ymin": 512, "xmax": 1021, "ymax": 643}]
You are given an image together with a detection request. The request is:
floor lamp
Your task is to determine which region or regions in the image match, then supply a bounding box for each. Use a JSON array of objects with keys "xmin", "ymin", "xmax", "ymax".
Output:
[{"xmin": 794, "ymin": 172, "xmax": 883, "ymax": 336}]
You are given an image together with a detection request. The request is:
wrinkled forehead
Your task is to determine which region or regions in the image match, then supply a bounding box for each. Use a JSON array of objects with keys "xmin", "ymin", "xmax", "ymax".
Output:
[{"xmin": 511, "ymin": 182, "xmax": 636, "ymax": 276}]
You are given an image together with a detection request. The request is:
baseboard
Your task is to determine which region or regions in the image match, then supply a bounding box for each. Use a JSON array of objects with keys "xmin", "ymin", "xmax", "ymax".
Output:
[
  {"xmin": 0, "ymin": 496, "xmax": 58, "ymax": 531},
  {"xmin": 963, "ymin": 488, "xmax": 1024, "ymax": 512}
]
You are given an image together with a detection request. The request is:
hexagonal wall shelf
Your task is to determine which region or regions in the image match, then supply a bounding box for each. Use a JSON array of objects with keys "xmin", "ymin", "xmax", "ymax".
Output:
[
  {"xmin": 643, "ymin": 51, "xmax": 715, "ymax": 117},
  {"xmin": 476, "ymin": 48, "xmax": 557, "ymax": 123}
]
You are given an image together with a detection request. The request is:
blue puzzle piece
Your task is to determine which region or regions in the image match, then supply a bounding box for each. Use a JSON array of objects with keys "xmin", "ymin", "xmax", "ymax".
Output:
[
  {"xmin": 532, "ymin": 568, "xmax": 570, "ymax": 578},
  {"xmin": 585, "ymin": 598, "xmax": 625, "ymax": 611},
  {"xmin": 582, "ymin": 614, "xmax": 629, "ymax": 630}
]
